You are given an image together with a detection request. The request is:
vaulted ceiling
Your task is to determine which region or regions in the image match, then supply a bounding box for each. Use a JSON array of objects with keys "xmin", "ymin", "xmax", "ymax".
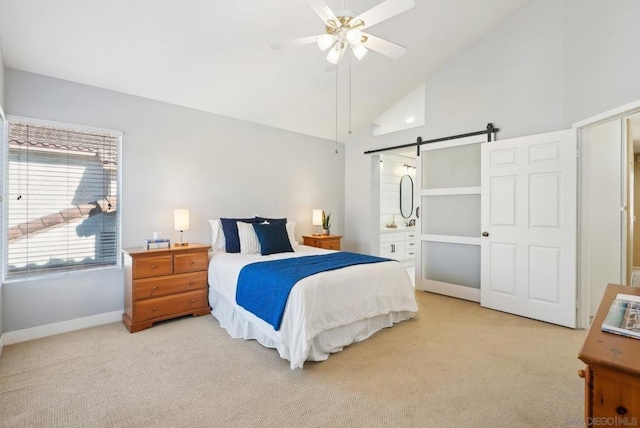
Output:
[{"xmin": 0, "ymin": 0, "xmax": 530, "ymax": 142}]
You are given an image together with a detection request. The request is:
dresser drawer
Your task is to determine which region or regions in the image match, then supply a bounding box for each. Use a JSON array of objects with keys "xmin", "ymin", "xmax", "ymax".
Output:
[
  {"xmin": 405, "ymin": 231, "xmax": 417, "ymax": 242},
  {"xmin": 174, "ymin": 251, "xmax": 209, "ymax": 273},
  {"xmin": 133, "ymin": 271, "xmax": 207, "ymax": 301},
  {"xmin": 405, "ymin": 248, "xmax": 416, "ymax": 260},
  {"xmin": 134, "ymin": 289, "xmax": 209, "ymax": 321},
  {"xmin": 132, "ymin": 255, "xmax": 173, "ymax": 279},
  {"xmin": 591, "ymin": 367, "xmax": 640, "ymax": 420},
  {"xmin": 320, "ymin": 239, "xmax": 340, "ymax": 250}
]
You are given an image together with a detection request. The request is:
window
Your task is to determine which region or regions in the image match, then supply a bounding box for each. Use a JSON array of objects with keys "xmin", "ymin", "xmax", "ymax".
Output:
[{"xmin": 3, "ymin": 118, "xmax": 121, "ymax": 280}]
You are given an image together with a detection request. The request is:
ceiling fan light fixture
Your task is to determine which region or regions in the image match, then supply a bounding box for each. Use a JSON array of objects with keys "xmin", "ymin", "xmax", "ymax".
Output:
[
  {"xmin": 317, "ymin": 34, "xmax": 335, "ymax": 51},
  {"xmin": 352, "ymin": 43, "xmax": 368, "ymax": 60},
  {"xmin": 345, "ymin": 28, "xmax": 363, "ymax": 45},
  {"xmin": 326, "ymin": 45, "xmax": 342, "ymax": 64}
]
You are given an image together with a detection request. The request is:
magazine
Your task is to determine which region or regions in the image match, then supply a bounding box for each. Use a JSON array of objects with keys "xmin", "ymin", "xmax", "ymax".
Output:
[{"xmin": 601, "ymin": 293, "xmax": 640, "ymax": 340}]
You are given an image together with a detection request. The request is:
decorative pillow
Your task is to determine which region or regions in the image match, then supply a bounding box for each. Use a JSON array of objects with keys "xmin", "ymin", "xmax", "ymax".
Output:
[
  {"xmin": 237, "ymin": 221, "xmax": 261, "ymax": 254},
  {"xmin": 254, "ymin": 216, "xmax": 298, "ymax": 247},
  {"xmin": 220, "ymin": 217, "xmax": 258, "ymax": 253},
  {"xmin": 252, "ymin": 221, "xmax": 294, "ymax": 256},
  {"xmin": 208, "ymin": 219, "xmax": 226, "ymax": 251}
]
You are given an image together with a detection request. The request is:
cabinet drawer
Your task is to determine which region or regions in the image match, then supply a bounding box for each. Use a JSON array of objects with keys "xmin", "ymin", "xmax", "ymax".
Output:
[
  {"xmin": 134, "ymin": 289, "xmax": 209, "ymax": 321},
  {"xmin": 381, "ymin": 232, "xmax": 404, "ymax": 243},
  {"xmin": 320, "ymin": 239, "xmax": 340, "ymax": 250},
  {"xmin": 174, "ymin": 251, "xmax": 208, "ymax": 273},
  {"xmin": 132, "ymin": 255, "xmax": 173, "ymax": 279},
  {"xmin": 405, "ymin": 248, "xmax": 416, "ymax": 260},
  {"xmin": 133, "ymin": 271, "xmax": 207, "ymax": 301},
  {"xmin": 591, "ymin": 367, "xmax": 640, "ymax": 420},
  {"xmin": 405, "ymin": 231, "xmax": 417, "ymax": 241}
]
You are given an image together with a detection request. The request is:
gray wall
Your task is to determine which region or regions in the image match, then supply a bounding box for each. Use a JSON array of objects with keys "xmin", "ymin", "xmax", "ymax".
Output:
[
  {"xmin": 344, "ymin": 0, "xmax": 640, "ymax": 255},
  {"xmin": 3, "ymin": 69, "xmax": 344, "ymax": 332}
]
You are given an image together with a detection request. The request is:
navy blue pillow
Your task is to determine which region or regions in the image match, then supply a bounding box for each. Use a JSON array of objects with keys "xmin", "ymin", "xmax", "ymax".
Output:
[
  {"xmin": 255, "ymin": 216, "xmax": 287, "ymax": 224},
  {"xmin": 252, "ymin": 221, "xmax": 294, "ymax": 256},
  {"xmin": 220, "ymin": 218, "xmax": 257, "ymax": 253}
]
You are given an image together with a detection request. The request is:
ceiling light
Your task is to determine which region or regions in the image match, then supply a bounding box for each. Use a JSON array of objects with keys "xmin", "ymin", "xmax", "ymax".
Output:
[
  {"xmin": 345, "ymin": 28, "xmax": 362, "ymax": 45},
  {"xmin": 317, "ymin": 34, "xmax": 335, "ymax": 51},
  {"xmin": 405, "ymin": 116, "xmax": 415, "ymax": 124},
  {"xmin": 326, "ymin": 45, "xmax": 342, "ymax": 64},
  {"xmin": 352, "ymin": 44, "xmax": 368, "ymax": 60}
]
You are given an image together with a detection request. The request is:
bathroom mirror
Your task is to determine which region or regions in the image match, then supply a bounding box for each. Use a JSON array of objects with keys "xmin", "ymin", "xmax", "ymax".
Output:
[{"xmin": 400, "ymin": 175, "xmax": 414, "ymax": 219}]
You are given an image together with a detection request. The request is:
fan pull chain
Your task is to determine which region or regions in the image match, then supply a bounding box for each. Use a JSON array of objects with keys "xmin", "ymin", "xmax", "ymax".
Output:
[{"xmin": 349, "ymin": 53, "xmax": 352, "ymax": 135}]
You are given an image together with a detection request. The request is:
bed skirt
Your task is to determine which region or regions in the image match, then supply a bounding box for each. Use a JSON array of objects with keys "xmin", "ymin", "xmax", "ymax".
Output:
[{"xmin": 208, "ymin": 287, "xmax": 414, "ymax": 369}]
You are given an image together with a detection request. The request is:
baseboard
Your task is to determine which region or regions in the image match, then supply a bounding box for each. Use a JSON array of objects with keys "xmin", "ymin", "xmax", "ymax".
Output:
[
  {"xmin": 0, "ymin": 334, "xmax": 4, "ymax": 358},
  {"xmin": 2, "ymin": 310, "xmax": 123, "ymax": 346}
]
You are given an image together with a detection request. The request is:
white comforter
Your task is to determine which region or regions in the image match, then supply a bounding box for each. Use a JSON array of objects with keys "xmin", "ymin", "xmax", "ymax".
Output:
[{"xmin": 208, "ymin": 245, "xmax": 418, "ymax": 368}]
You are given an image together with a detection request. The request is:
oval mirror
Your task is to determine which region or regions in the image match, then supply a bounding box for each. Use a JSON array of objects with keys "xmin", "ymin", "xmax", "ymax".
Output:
[{"xmin": 400, "ymin": 175, "xmax": 413, "ymax": 219}]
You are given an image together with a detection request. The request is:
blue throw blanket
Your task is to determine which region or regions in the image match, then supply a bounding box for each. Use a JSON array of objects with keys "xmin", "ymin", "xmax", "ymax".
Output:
[{"xmin": 235, "ymin": 252, "xmax": 393, "ymax": 331}]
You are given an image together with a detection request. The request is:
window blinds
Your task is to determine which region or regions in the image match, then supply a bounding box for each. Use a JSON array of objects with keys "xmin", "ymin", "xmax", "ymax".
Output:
[{"xmin": 6, "ymin": 121, "xmax": 120, "ymax": 279}]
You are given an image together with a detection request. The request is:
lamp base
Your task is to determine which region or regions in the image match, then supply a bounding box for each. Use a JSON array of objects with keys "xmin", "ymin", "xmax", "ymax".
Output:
[{"xmin": 174, "ymin": 242, "xmax": 189, "ymax": 247}]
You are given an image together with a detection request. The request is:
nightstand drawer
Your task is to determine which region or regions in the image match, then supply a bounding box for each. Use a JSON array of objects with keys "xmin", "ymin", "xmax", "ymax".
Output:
[
  {"xmin": 134, "ymin": 289, "xmax": 208, "ymax": 321},
  {"xmin": 320, "ymin": 239, "xmax": 340, "ymax": 250},
  {"xmin": 132, "ymin": 255, "xmax": 173, "ymax": 279},
  {"xmin": 133, "ymin": 271, "xmax": 207, "ymax": 300},
  {"xmin": 174, "ymin": 251, "xmax": 209, "ymax": 273}
]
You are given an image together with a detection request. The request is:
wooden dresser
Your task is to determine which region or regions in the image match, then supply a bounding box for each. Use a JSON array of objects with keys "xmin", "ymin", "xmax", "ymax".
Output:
[
  {"xmin": 302, "ymin": 234, "xmax": 342, "ymax": 250},
  {"xmin": 578, "ymin": 284, "xmax": 640, "ymax": 427},
  {"xmin": 122, "ymin": 243, "xmax": 211, "ymax": 333}
]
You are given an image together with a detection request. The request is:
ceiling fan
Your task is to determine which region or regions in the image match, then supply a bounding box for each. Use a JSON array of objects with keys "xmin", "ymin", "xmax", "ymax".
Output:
[{"xmin": 272, "ymin": 0, "xmax": 415, "ymax": 65}]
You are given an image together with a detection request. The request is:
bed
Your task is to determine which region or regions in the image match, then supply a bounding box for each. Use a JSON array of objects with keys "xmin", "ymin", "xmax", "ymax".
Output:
[{"xmin": 207, "ymin": 217, "xmax": 418, "ymax": 369}]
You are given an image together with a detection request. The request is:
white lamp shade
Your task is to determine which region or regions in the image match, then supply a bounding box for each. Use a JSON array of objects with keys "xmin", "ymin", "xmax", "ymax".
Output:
[
  {"xmin": 346, "ymin": 28, "xmax": 362, "ymax": 45},
  {"xmin": 312, "ymin": 209, "xmax": 323, "ymax": 226},
  {"xmin": 317, "ymin": 34, "xmax": 335, "ymax": 51},
  {"xmin": 326, "ymin": 46, "xmax": 342, "ymax": 64},
  {"xmin": 174, "ymin": 209, "xmax": 190, "ymax": 231},
  {"xmin": 352, "ymin": 44, "xmax": 368, "ymax": 60}
]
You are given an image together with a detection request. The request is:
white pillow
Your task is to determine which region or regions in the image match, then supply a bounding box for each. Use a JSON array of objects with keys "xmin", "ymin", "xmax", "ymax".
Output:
[
  {"xmin": 286, "ymin": 221, "xmax": 298, "ymax": 247},
  {"xmin": 237, "ymin": 221, "xmax": 261, "ymax": 254},
  {"xmin": 208, "ymin": 219, "xmax": 226, "ymax": 251}
]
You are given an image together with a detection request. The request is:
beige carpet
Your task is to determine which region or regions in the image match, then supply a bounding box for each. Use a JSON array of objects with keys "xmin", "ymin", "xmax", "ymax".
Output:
[{"xmin": 0, "ymin": 291, "xmax": 587, "ymax": 428}]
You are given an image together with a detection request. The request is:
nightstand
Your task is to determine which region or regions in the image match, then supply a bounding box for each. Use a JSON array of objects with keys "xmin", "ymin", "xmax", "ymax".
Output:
[
  {"xmin": 122, "ymin": 243, "xmax": 211, "ymax": 333},
  {"xmin": 302, "ymin": 235, "xmax": 342, "ymax": 250}
]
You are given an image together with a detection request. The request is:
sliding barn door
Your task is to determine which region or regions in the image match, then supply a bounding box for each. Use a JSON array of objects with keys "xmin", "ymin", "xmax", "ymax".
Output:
[
  {"xmin": 415, "ymin": 136, "xmax": 485, "ymax": 301},
  {"xmin": 480, "ymin": 129, "xmax": 577, "ymax": 328}
]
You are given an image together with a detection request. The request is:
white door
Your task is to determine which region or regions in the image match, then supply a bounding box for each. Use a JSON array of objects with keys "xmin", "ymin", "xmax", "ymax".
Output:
[{"xmin": 480, "ymin": 129, "xmax": 577, "ymax": 328}]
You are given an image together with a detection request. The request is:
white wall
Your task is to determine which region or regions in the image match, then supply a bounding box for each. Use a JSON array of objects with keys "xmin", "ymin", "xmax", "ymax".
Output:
[
  {"xmin": 344, "ymin": 0, "xmax": 640, "ymax": 255},
  {"xmin": 2, "ymin": 69, "xmax": 344, "ymax": 332},
  {"xmin": 0, "ymin": 41, "xmax": 5, "ymax": 339}
]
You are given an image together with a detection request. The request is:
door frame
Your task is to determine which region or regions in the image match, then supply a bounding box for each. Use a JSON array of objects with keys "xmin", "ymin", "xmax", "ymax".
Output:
[{"xmin": 574, "ymin": 98, "xmax": 640, "ymax": 329}]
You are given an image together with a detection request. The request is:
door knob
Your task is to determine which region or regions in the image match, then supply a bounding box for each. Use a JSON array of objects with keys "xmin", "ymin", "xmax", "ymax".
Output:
[{"xmin": 482, "ymin": 231, "xmax": 489, "ymax": 237}]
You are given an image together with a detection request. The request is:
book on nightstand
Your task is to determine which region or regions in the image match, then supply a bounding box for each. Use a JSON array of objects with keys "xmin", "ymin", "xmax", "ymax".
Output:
[
  {"xmin": 143, "ymin": 239, "xmax": 171, "ymax": 249},
  {"xmin": 601, "ymin": 293, "xmax": 640, "ymax": 340}
]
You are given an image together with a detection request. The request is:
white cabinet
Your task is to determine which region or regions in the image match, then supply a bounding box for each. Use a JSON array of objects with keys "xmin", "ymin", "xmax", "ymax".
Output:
[{"xmin": 380, "ymin": 230, "xmax": 415, "ymax": 267}]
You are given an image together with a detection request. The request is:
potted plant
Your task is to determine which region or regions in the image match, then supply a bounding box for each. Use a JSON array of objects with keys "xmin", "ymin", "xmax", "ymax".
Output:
[{"xmin": 321, "ymin": 211, "xmax": 331, "ymax": 235}]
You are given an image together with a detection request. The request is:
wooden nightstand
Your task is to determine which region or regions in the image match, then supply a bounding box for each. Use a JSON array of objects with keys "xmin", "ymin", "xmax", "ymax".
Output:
[
  {"xmin": 302, "ymin": 235, "xmax": 342, "ymax": 250},
  {"xmin": 578, "ymin": 284, "xmax": 640, "ymax": 425},
  {"xmin": 122, "ymin": 243, "xmax": 211, "ymax": 333}
]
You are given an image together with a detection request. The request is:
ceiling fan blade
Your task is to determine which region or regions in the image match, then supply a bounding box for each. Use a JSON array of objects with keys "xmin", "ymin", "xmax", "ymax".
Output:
[
  {"xmin": 362, "ymin": 33, "xmax": 407, "ymax": 59},
  {"xmin": 271, "ymin": 35, "xmax": 320, "ymax": 50},
  {"xmin": 307, "ymin": 0, "xmax": 341, "ymax": 27},
  {"xmin": 353, "ymin": 0, "xmax": 415, "ymax": 30}
]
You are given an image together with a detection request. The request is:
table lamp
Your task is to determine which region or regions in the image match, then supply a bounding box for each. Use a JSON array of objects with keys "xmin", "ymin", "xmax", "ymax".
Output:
[
  {"xmin": 174, "ymin": 209, "xmax": 190, "ymax": 246},
  {"xmin": 312, "ymin": 209, "xmax": 323, "ymax": 236}
]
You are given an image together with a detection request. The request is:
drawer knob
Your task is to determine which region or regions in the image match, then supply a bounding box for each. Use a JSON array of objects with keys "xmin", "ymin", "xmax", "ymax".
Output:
[
  {"xmin": 152, "ymin": 286, "xmax": 157, "ymax": 290},
  {"xmin": 189, "ymin": 280, "xmax": 195, "ymax": 285},
  {"xmin": 616, "ymin": 406, "xmax": 628, "ymax": 416},
  {"xmin": 190, "ymin": 260, "xmax": 195, "ymax": 265},
  {"xmin": 190, "ymin": 299, "xmax": 195, "ymax": 303},
  {"xmin": 152, "ymin": 306, "xmax": 157, "ymax": 311},
  {"xmin": 151, "ymin": 265, "xmax": 157, "ymax": 269},
  {"xmin": 577, "ymin": 369, "xmax": 585, "ymax": 378}
]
